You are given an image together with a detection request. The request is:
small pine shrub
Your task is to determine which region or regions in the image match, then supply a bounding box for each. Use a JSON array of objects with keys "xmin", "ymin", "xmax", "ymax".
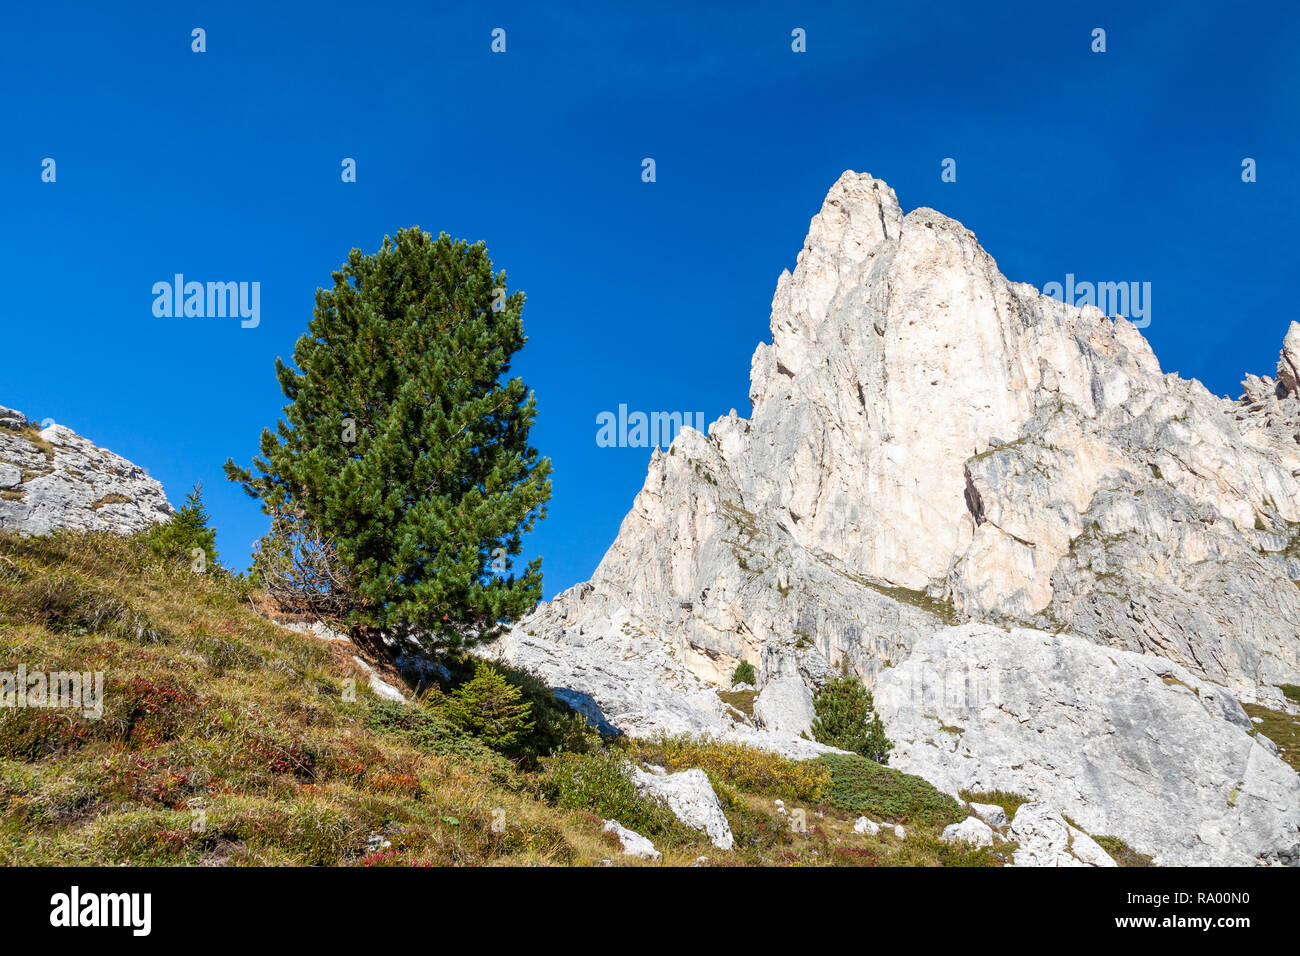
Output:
[
  {"xmin": 819, "ymin": 753, "xmax": 964, "ymax": 826},
  {"xmin": 810, "ymin": 674, "xmax": 892, "ymax": 763},
  {"xmin": 445, "ymin": 661, "xmax": 535, "ymax": 754},
  {"xmin": 731, "ymin": 660, "xmax": 757, "ymax": 686},
  {"xmin": 145, "ymin": 482, "xmax": 219, "ymax": 570}
]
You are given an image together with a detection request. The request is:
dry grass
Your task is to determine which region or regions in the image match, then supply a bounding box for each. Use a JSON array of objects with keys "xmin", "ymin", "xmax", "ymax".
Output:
[{"xmin": 0, "ymin": 529, "xmax": 1009, "ymax": 867}]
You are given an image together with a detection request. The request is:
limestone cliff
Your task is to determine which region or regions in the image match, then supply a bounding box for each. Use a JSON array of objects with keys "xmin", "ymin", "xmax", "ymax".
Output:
[{"xmin": 491, "ymin": 172, "xmax": 1300, "ymax": 865}]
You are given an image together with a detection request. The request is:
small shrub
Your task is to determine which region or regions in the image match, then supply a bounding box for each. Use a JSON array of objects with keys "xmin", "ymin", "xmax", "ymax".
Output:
[
  {"xmin": 819, "ymin": 753, "xmax": 964, "ymax": 827},
  {"xmin": 539, "ymin": 750, "xmax": 691, "ymax": 843},
  {"xmin": 731, "ymin": 660, "xmax": 757, "ymax": 686},
  {"xmin": 445, "ymin": 661, "xmax": 535, "ymax": 753},
  {"xmin": 144, "ymin": 482, "xmax": 219, "ymax": 570},
  {"xmin": 363, "ymin": 699, "xmax": 500, "ymax": 766},
  {"xmin": 810, "ymin": 674, "xmax": 892, "ymax": 763}
]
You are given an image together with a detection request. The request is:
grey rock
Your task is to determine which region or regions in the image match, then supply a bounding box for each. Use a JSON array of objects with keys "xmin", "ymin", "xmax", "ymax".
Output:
[
  {"xmin": 941, "ymin": 816, "xmax": 995, "ymax": 848},
  {"xmin": 0, "ymin": 417, "xmax": 172, "ymax": 535},
  {"xmin": 969, "ymin": 802, "xmax": 1007, "ymax": 828},
  {"xmin": 1008, "ymin": 803, "xmax": 1116, "ymax": 867},
  {"xmin": 853, "ymin": 816, "xmax": 880, "ymax": 836},
  {"xmin": 752, "ymin": 678, "xmax": 815, "ymax": 737},
  {"xmin": 631, "ymin": 766, "xmax": 734, "ymax": 850},
  {"xmin": 602, "ymin": 820, "xmax": 661, "ymax": 861},
  {"xmin": 875, "ymin": 624, "xmax": 1300, "ymax": 866}
]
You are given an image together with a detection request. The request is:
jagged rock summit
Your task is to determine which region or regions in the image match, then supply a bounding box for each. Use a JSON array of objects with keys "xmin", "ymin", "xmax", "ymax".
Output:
[
  {"xmin": 0, "ymin": 405, "xmax": 172, "ymax": 536},
  {"xmin": 494, "ymin": 172, "xmax": 1300, "ymax": 865}
]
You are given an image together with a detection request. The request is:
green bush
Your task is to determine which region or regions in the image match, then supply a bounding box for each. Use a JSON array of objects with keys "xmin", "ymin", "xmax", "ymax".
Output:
[
  {"xmin": 810, "ymin": 674, "xmax": 892, "ymax": 762},
  {"xmin": 731, "ymin": 660, "xmax": 757, "ymax": 686},
  {"xmin": 539, "ymin": 750, "xmax": 691, "ymax": 843},
  {"xmin": 363, "ymin": 698, "xmax": 502, "ymax": 765},
  {"xmin": 489, "ymin": 663, "xmax": 601, "ymax": 768},
  {"xmin": 144, "ymin": 482, "xmax": 219, "ymax": 571},
  {"xmin": 445, "ymin": 661, "xmax": 535, "ymax": 753},
  {"xmin": 819, "ymin": 753, "xmax": 964, "ymax": 827}
]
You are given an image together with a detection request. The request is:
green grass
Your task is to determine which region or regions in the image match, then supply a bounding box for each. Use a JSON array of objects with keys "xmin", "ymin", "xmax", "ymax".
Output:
[
  {"xmin": 0, "ymin": 529, "xmax": 1012, "ymax": 867},
  {"xmin": 717, "ymin": 689, "xmax": 757, "ymax": 719},
  {"xmin": 1244, "ymin": 703, "xmax": 1300, "ymax": 773},
  {"xmin": 959, "ymin": 789, "xmax": 1028, "ymax": 823},
  {"xmin": 1092, "ymin": 834, "xmax": 1154, "ymax": 867}
]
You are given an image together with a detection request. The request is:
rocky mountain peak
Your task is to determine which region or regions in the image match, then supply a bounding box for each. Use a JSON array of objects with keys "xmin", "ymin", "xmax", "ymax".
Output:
[{"xmin": 491, "ymin": 173, "xmax": 1300, "ymax": 865}]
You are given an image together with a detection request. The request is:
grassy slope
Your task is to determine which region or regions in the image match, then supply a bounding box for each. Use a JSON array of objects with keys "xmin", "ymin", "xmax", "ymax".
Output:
[{"xmin": 0, "ymin": 530, "xmax": 1008, "ymax": 867}]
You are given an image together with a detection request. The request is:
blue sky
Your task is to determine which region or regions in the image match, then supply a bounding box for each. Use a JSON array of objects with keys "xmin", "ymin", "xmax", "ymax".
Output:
[{"xmin": 2, "ymin": 1, "xmax": 1297, "ymax": 598}]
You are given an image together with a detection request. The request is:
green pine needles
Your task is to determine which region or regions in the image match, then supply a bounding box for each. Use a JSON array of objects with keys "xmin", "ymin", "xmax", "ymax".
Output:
[
  {"xmin": 146, "ymin": 482, "xmax": 220, "ymax": 570},
  {"xmin": 225, "ymin": 228, "xmax": 552, "ymax": 652},
  {"xmin": 810, "ymin": 674, "xmax": 893, "ymax": 764}
]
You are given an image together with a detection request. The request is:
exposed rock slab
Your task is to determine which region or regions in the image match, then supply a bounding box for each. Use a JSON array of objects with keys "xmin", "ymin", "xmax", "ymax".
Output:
[{"xmin": 874, "ymin": 624, "xmax": 1300, "ymax": 866}]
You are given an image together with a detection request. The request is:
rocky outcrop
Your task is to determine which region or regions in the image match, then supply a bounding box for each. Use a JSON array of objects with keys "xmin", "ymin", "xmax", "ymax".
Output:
[
  {"xmin": 1007, "ymin": 803, "xmax": 1116, "ymax": 868},
  {"xmin": 488, "ymin": 173, "xmax": 1300, "ymax": 865},
  {"xmin": 874, "ymin": 625, "xmax": 1300, "ymax": 866},
  {"xmin": 631, "ymin": 766, "xmax": 734, "ymax": 850},
  {"xmin": 0, "ymin": 407, "xmax": 172, "ymax": 536}
]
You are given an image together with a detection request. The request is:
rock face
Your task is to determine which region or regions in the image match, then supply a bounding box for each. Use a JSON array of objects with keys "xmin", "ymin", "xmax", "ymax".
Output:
[
  {"xmin": 491, "ymin": 172, "xmax": 1300, "ymax": 865},
  {"xmin": 0, "ymin": 408, "xmax": 172, "ymax": 536},
  {"xmin": 875, "ymin": 625, "xmax": 1300, "ymax": 866}
]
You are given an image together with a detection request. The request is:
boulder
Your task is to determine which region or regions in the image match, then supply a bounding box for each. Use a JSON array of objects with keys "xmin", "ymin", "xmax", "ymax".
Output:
[
  {"xmin": 1008, "ymin": 803, "xmax": 1115, "ymax": 868},
  {"xmin": 752, "ymin": 678, "xmax": 815, "ymax": 737},
  {"xmin": 941, "ymin": 816, "xmax": 995, "ymax": 848},
  {"xmin": 968, "ymin": 802, "xmax": 1007, "ymax": 828},
  {"xmin": 602, "ymin": 820, "xmax": 660, "ymax": 861},
  {"xmin": 631, "ymin": 767, "xmax": 734, "ymax": 850},
  {"xmin": 853, "ymin": 816, "xmax": 879, "ymax": 836}
]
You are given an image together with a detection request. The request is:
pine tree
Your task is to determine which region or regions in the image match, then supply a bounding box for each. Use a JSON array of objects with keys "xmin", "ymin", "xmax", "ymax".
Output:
[
  {"xmin": 446, "ymin": 661, "xmax": 535, "ymax": 753},
  {"xmin": 224, "ymin": 228, "xmax": 552, "ymax": 652},
  {"xmin": 810, "ymin": 674, "xmax": 893, "ymax": 763},
  {"xmin": 146, "ymin": 482, "xmax": 220, "ymax": 570}
]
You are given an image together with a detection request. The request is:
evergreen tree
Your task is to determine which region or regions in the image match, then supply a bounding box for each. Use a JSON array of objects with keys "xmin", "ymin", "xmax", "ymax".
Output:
[
  {"xmin": 145, "ymin": 482, "xmax": 220, "ymax": 570},
  {"xmin": 446, "ymin": 661, "xmax": 535, "ymax": 753},
  {"xmin": 810, "ymin": 673, "xmax": 893, "ymax": 763},
  {"xmin": 731, "ymin": 660, "xmax": 757, "ymax": 686},
  {"xmin": 225, "ymin": 228, "xmax": 551, "ymax": 651}
]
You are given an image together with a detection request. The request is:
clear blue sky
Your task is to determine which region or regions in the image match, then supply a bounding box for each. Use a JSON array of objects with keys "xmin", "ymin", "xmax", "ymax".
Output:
[{"xmin": 2, "ymin": 1, "xmax": 1297, "ymax": 599}]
